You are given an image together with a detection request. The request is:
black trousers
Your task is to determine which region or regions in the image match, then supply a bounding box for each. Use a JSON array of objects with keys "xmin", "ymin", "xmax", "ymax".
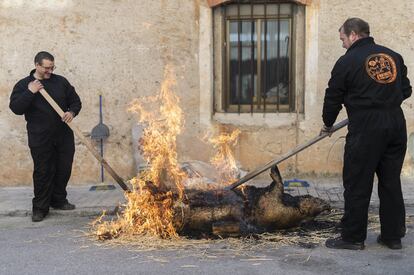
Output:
[
  {"xmin": 341, "ymin": 108, "xmax": 406, "ymax": 242},
  {"xmin": 30, "ymin": 132, "xmax": 75, "ymax": 213}
]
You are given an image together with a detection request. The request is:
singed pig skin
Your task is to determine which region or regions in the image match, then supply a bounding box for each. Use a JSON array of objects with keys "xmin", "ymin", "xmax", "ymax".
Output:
[{"xmin": 173, "ymin": 165, "xmax": 330, "ymax": 236}]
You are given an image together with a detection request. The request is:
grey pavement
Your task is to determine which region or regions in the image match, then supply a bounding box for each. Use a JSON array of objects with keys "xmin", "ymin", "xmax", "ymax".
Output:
[
  {"xmin": 0, "ymin": 185, "xmax": 125, "ymax": 217},
  {"xmin": 1, "ymin": 177, "xmax": 414, "ymax": 217},
  {"xmin": 0, "ymin": 214, "xmax": 413, "ymax": 275}
]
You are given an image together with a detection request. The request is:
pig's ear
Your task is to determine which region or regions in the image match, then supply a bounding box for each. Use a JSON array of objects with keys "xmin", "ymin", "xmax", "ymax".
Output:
[{"xmin": 270, "ymin": 165, "xmax": 284, "ymax": 193}]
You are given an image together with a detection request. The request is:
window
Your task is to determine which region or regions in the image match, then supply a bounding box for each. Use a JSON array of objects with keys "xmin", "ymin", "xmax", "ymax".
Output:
[{"xmin": 213, "ymin": 1, "xmax": 305, "ymax": 114}]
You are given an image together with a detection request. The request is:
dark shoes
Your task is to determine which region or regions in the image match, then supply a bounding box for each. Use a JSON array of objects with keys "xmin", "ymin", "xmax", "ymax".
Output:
[
  {"xmin": 31, "ymin": 202, "xmax": 75, "ymax": 221},
  {"xmin": 326, "ymin": 236, "xmax": 365, "ymax": 250},
  {"xmin": 32, "ymin": 211, "xmax": 47, "ymax": 222},
  {"xmin": 377, "ymin": 235, "xmax": 402, "ymax": 250},
  {"xmin": 326, "ymin": 236, "xmax": 402, "ymax": 250},
  {"xmin": 51, "ymin": 202, "xmax": 76, "ymax": 210}
]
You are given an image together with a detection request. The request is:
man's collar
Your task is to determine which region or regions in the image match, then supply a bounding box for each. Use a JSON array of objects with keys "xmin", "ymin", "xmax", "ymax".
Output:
[
  {"xmin": 347, "ymin": 37, "xmax": 375, "ymax": 52},
  {"xmin": 29, "ymin": 69, "xmax": 36, "ymax": 79},
  {"xmin": 29, "ymin": 69, "xmax": 54, "ymax": 80}
]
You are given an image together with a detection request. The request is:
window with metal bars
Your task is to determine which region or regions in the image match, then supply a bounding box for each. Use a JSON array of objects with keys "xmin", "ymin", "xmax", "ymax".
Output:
[{"xmin": 219, "ymin": 1, "xmax": 297, "ymax": 113}]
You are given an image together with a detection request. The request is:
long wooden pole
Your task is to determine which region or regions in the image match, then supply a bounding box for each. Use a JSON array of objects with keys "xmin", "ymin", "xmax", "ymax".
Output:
[
  {"xmin": 39, "ymin": 88, "xmax": 130, "ymax": 192},
  {"xmin": 225, "ymin": 119, "xmax": 349, "ymax": 190}
]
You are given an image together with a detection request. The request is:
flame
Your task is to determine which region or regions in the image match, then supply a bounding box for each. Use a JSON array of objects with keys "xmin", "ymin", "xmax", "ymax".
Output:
[
  {"xmin": 128, "ymin": 65, "xmax": 186, "ymax": 197},
  {"xmin": 208, "ymin": 129, "xmax": 241, "ymax": 185},
  {"xmin": 93, "ymin": 186, "xmax": 179, "ymax": 240},
  {"xmin": 92, "ymin": 66, "xmax": 244, "ymax": 240},
  {"xmin": 92, "ymin": 65, "xmax": 186, "ymax": 240}
]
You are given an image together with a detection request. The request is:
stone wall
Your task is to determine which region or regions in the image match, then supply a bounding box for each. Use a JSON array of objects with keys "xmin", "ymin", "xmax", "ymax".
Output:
[{"xmin": 0, "ymin": 0, "xmax": 412, "ymax": 186}]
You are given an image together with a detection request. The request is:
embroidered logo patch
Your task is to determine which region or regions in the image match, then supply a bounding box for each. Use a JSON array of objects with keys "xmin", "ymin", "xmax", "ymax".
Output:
[{"xmin": 365, "ymin": 53, "xmax": 397, "ymax": 84}]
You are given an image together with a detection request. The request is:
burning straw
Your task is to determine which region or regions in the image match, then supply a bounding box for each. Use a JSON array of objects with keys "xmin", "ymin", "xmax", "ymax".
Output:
[
  {"xmin": 92, "ymin": 65, "xmax": 186, "ymax": 240},
  {"xmin": 91, "ymin": 65, "xmax": 247, "ymax": 241}
]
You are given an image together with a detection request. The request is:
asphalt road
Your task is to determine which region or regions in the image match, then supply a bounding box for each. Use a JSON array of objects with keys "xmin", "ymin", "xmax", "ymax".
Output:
[{"xmin": 0, "ymin": 210, "xmax": 413, "ymax": 275}]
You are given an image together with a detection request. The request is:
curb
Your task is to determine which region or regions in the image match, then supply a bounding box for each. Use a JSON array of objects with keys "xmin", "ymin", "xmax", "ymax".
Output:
[{"xmin": 0, "ymin": 206, "xmax": 120, "ymax": 218}]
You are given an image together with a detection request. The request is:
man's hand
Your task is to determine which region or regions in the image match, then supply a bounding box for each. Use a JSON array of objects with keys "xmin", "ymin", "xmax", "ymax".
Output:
[
  {"xmin": 320, "ymin": 125, "xmax": 333, "ymax": 137},
  {"xmin": 62, "ymin": 111, "xmax": 75, "ymax": 123},
  {"xmin": 28, "ymin": 80, "xmax": 43, "ymax": 94}
]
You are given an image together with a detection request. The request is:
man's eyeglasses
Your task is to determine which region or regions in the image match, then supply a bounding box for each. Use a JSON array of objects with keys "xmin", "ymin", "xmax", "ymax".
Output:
[{"xmin": 39, "ymin": 65, "xmax": 56, "ymax": 71}]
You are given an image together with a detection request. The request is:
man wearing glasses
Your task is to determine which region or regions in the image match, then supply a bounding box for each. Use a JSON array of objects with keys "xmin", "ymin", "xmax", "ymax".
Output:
[{"xmin": 9, "ymin": 51, "xmax": 82, "ymax": 222}]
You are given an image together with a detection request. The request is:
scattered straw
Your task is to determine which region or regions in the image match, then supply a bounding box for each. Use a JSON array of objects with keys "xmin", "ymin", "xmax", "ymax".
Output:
[
  {"xmin": 89, "ymin": 208, "xmax": 342, "ymax": 252},
  {"xmin": 87, "ymin": 209, "xmax": 414, "ymax": 263}
]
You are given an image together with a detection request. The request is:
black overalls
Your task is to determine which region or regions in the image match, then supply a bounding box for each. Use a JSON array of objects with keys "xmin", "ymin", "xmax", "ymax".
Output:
[
  {"xmin": 10, "ymin": 70, "xmax": 82, "ymax": 214},
  {"xmin": 322, "ymin": 37, "xmax": 412, "ymax": 242}
]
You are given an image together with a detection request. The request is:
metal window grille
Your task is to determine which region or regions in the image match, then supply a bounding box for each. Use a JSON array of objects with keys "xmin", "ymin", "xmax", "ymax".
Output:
[{"xmin": 222, "ymin": 0, "xmax": 294, "ymax": 113}]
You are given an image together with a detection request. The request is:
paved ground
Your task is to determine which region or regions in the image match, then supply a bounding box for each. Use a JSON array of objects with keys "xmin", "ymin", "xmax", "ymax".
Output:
[
  {"xmin": 0, "ymin": 185, "xmax": 124, "ymax": 217},
  {"xmin": 0, "ymin": 178, "xmax": 413, "ymax": 274},
  {"xmin": 0, "ymin": 214, "xmax": 413, "ymax": 275}
]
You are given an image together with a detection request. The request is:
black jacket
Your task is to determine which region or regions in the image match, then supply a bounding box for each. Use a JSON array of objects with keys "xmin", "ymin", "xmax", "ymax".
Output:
[
  {"xmin": 9, "ymin": 70, "xmax": 82, "ymax": 147},
  {"xmin": 323, "ymin": 37, "xmax": 412, "ymax": 127}
]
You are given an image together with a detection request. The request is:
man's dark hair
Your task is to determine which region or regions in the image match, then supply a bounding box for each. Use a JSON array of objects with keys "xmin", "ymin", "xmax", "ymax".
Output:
[
  {"xmin": 34, "ymin": 51, "xmax": 54, "ymax": 65},
  {"xmin": 339, "ymin": 18, "xmax": 370, "ymax": 37}
]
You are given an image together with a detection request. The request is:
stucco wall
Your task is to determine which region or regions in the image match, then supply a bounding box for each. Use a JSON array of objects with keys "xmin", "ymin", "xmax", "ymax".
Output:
[
  {"xmin": 207, "ymin": 0, "xmax": 414, "ymax": 177},
  {"xmin": 0, "ymin": 0, "xmax": 205, "ymax": 185},
  {"xmin": 315, "ymin": 0, "xmax": 414, "ymax": 177},
  {"xmin": 0, "ymin": 0, "xmax": 413, "ymax": 186}
]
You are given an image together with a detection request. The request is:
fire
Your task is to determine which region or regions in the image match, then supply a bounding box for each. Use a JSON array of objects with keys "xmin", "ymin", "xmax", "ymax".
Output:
[
  {"xmin": 128, "ymin": 65, "xmax": 186, "ymax": 198},
  {"xmin": 92, "ymin": 66, "xmax": 243, "ymax": 240},
  {"xmin": 92, "ymin": 186, "xmax": 179, "ymax": 239},
  {"xmin": 92, "ymin": 65, "xmax": 186, "ymax": 240},
  {"xmin": 208, "ymin": 128, "xmax": 241, "ymax": 185}
]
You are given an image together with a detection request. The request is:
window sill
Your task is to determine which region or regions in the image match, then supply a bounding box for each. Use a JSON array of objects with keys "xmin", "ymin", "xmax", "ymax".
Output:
[{"xmin": 213, "ymin": 112, "xmax": 302, "ymax": 127}]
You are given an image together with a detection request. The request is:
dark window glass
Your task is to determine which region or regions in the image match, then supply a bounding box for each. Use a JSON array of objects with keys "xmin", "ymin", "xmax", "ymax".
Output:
[
  {"xmin": 261, "ymin": 19, "xmax": 290, "ymax": 107},
  {"xmin": 224, "ymin": 3, "xmax": 293, "ymax": 113},
  {"xmin": 229, "ymin": 21, "xmax": 257, "ymax": 105}
]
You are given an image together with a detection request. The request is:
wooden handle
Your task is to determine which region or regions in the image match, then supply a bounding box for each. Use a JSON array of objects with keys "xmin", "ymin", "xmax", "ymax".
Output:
[
  {"xmin": 39, "ymin": 88, "xmax": 130, "ymax": 192},
  {"xmin": 226, "ymin": 119, "xmax": 349, "ymax": 190}
]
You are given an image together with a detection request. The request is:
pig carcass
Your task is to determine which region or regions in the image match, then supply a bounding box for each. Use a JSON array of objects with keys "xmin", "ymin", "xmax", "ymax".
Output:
[{"xmin": 172, "ymin": 164, "xmax": 330, "ymax": 236}]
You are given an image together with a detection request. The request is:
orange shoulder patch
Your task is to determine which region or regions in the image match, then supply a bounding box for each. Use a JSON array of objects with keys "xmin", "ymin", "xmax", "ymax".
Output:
[{"xmin": 365, "ymin": 53, "xmax": 397, "ymax": 84}]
